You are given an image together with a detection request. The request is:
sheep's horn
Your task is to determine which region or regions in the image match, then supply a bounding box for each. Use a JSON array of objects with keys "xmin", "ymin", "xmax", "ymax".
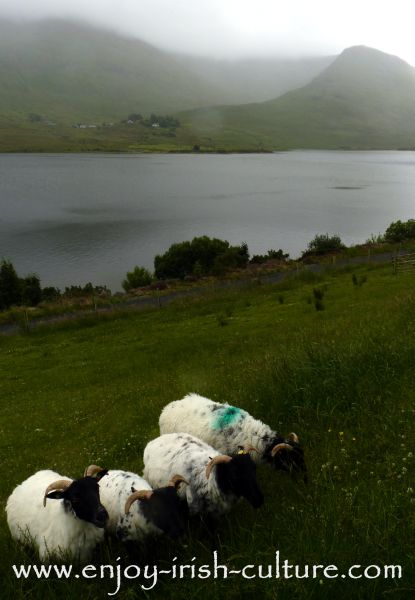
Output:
[
  {"xmin": 84, "ymin": 464, "xmax": 105, "ymax": 478},
  {"xmin": 243, "ymin": 445, "xmax": 259, "ymax": 454},
  {"xmin": 287, "ymin": 433, "xmax": 299, "ymax": 444},
  {"xmin": 168, "ymin": 474, "xmax": 189, "ymax": 489},
  {"xmin": 43, "ymin": 479, "xmax": 72, "ymax": 507},
  {"xmin": 206, "ymin": 455, "xmax": 232, "ymax": 479},
  {"xmin": 125, "ymin": 490, "xmax": 153, "ymax": 514},
  {"xmin": 271, "ymin": 443, "xmax": 293, "ymax": 457}
]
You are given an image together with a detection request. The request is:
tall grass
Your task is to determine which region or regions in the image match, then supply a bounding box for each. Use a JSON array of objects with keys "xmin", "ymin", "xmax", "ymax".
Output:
[{"xmin": 0, "ymin": 264, "xmax": 414, "ymax": 599}]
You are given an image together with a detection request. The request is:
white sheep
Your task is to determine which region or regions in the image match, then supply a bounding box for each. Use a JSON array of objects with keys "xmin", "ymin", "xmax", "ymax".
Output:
[
  {"xmin": 143, "ymin": 433, "xmax": 263, "ymax": 516},
  {"xmin": 90, "ymin": 465, "xmax": 188, "ymax": 542},
  {"xmin": 6, "ymin": 466, "xmax": 108, "ymax": 561},
  {"xmin": 159, "ymin": 393, "xmax": 307, "ymax": 480}
]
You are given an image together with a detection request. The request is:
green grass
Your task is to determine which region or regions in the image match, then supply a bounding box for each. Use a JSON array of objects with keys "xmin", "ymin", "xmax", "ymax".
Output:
[{"xmin": 0, "ymin": 263, "xmax": 414, "ymax": 599}]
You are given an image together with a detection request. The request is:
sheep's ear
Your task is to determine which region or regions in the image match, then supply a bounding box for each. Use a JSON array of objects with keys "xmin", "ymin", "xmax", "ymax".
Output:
[
  {"xmin": 95, "ymin": 469, "xmax": 108, "ymax": 481},
  {"xmin": 46, "ymin": 491, "xmax": 66, "ymax": 501}
]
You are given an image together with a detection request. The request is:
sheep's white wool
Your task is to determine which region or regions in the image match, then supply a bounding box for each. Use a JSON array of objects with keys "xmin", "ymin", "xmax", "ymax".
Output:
[
  {"xmin": 6, "ymin": 470, "xmax": 104, "ymax": 561},
  {"xmin": 159, "ymin": 393, "xmax": 275, "ymax": 461},
  {"xmin": 99, "ymin": 470, "xmax": 160, "ymax": 542},
  {"xmin": 143, "ymin": 433, "xmax": 236, "ymax": 515}
]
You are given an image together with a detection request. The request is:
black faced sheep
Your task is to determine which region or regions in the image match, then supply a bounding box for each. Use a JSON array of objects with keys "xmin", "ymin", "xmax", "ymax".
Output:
[
  {"xmin": 88, "ymin": 464, "xmax": 188, "ymax": 542},
  {"xmin": 143, "ymin": 433, "xmax": 264, "ymax": 516},
  {"xmin": 6, "ymin": 466, "xmax": 108, "ymax": 561},
  {"xmin": 159, "ymin": 393, "xmax": 307, "ymax": 481}
]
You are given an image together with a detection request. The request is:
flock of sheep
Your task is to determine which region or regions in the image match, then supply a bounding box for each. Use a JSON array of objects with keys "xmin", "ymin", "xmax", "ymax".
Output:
[{"xmin": 6, "ymin": 393, "xmax": 306, "ymax": 561}]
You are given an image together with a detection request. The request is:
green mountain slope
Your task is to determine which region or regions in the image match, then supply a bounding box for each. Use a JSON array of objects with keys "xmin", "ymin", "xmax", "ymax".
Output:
[
  {"xmin": 0, "ymin": 19, "xmax": 230, "ymax": 123},
  {"xmin": 0, "ymin": 19, "xmax": 332, "ymax": 127},
  {"xmin": 182, "ymin": 46, "xmax": 415, "ymax": 149},
  {"xmin": 174, "ymin": 54, "xmax": 333, "ymax": 104}
]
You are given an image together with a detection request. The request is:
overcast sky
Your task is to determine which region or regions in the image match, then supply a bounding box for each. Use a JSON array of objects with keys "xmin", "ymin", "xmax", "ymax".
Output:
[{"xmin": 1, "ymin": 0, "xmax": 415, "ymax": 63}]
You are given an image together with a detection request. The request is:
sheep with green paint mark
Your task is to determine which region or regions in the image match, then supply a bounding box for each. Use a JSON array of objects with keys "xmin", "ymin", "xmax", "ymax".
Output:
[{"xmin": 159, "ymin": 393, "xmax": 307, "ymax": 481}]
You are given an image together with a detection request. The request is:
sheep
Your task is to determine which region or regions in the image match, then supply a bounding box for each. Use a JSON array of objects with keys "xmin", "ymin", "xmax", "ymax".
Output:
[
  {"xmin": 6, "ymin": 465, "xmax": 108, "ymax": 561},
  {"xmin": 88, "ymin": 465, "xmax": 188, "ymax": 542},
  {"xmin": 159, "ymin": 393, "xmax": 307, "ymax": 481},
  {"xmin": 143, "ymin": 433, "xmax": 264, "ymax": 516}
]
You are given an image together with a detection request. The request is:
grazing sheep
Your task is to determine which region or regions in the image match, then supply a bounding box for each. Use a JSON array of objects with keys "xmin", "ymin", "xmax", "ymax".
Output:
[
  {"xmin": 89, "ymin": 465, "xmax": 188, "ymax": 542},
  {"xmin": 6, "ymin": 466, "xmax": 108, "ymax": 561},
  {"xmin": 159, "ymin": 393, "xmax": 307, "ymax": 481},
  {"xmin": 143, "ymin": 433, "xmax": 264, "ymax": 516}
]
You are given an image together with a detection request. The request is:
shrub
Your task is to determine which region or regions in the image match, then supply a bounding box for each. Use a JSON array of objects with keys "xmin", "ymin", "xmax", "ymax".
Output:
[
  {"xmin": 314, "ymin": 299, "xmax": 325, "ymax": 311},
  {"xmin": 63, "ymin": 283, "xmax": 110, "ymax": 298},
  {"xmin": 352, "ymin": 274, "xmax": 367, "ymax": 287},
  {"xmin": 127, "ymin": 113, "xmax": 142, "ymax": 122},
  {"xmin": 0, "ymin": 259, "xmax": 21, "ymax": 310},
  {"xmin": 250, "ymin": 248, "xmax": 289, "ymax": 264},
  {"xmin": 154, "ymin": 236, "xmax": 249, "ymax": 279},
  {"xmin": 21, "ymin": 274, "xmax": 42, "ymax": 306},
  {"xmin": 384, "ymin": 219, "xmax": 415, "ymax": 243},
  {"xmin": 313, "ymin": 287, "xmax": 325, "ymax": 301},
  {"xmin": 122, "ymin": 266, "xmax": 153, "ymax": 291},
  {"xmin": 303, "ymin": 233, "xmax": 345, "ymax": 256},
  {"xmin": 366, "ymin": 233, "xmax": 385, "ymax": 245},
  {"xmin": 42, "ymin": 287, "xmax": 61, "ymax": 302}
]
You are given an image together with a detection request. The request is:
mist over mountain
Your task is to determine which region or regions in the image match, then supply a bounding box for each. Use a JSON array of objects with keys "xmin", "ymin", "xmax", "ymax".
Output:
[
  {"xmin": 184, "ymin": 45, "xmax": 415, "ymax": 149},
  {"xmin": 0, "ymin": 19, "xmax": 333, "ymax": 124},
  {"xmin": 174, "ymin": 54, "xmax": 333, "ymax": 104},
  {"xmin": 0, "ymin": 19, "xmax": 224, "ymax": 121},
  {"xmin": 1, "ymin": 20, "xmax": 415, "ymax": 150}
]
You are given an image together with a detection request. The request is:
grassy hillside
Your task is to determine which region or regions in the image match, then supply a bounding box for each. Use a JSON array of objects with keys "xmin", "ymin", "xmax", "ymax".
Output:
[
  {"xmin": 174, "ymin": 54, "xmax": 333, "ymax": 104},
  {"xmin": 0, "ymin": 19, "xmax": 227, "ymax": 124},
  {"xmin": 0, "ymin": 262, "xmax": 414, "ymax": 599},
  {"xmin": 181, "ymin": 46, "xmax": 415, "ymax": 150},
  {"xmin": 3, "ymin": 29, "xmax": 415, "ymax": 152},
  {"xmin": 0, "ymin": 20, "xmax": 331, "ymax": 132}
]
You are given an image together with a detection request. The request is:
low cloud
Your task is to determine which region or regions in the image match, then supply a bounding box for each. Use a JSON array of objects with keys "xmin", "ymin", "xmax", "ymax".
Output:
[{"xmin": 0, "ymin": 0, "xmax": 414, "ymax": 63}]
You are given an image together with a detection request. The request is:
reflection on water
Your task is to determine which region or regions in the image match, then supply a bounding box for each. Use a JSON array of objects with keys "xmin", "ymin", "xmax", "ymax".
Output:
[{"xmin": 0, "ymin": 151, "xmax": 414, "ymax": 291}]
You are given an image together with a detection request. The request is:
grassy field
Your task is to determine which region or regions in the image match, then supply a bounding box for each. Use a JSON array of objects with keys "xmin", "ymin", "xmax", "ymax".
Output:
[{"xmin": 0, "ymin": 263, "xmax": 414, "ymax": 599}]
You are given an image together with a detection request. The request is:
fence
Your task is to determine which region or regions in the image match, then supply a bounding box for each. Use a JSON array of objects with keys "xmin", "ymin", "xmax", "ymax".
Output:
[{"xmin": 392, "ymin": 252, "xmax": 415, "ymax": 274}]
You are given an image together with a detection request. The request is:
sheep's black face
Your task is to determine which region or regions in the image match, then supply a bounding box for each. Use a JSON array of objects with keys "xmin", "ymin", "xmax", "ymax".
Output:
[
  {"xmin": 268, "ymin": 438, "xmax": 307, "ymax": 482},
  {"xmin": 47, "ymin": 476, "xmax": 109, "ymax": 528},
  {"xmin": 216, "ymin": 454, "xmax": 264, "ymax": 509},
  {"xmin": 139, "ymin": 487, "xmax": 188, "ymax": 539}
]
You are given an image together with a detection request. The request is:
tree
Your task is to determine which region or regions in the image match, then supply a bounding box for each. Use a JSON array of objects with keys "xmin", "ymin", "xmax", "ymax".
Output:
[
  {"xmin": 28, "ymin": 113, "xmax": 42, "ymax": 122},
  {"xmin": 0, "ymin": 259, "xmax": 21, "ymax": 310},
  {"xmin": 127, "ymin": 113, "xmax": 142, "ymax": 122},
  {"xmin": 384, "ymin": 219, "xmax": 415, "ymax": 242},
  {"xmin": 21, "ymin": 274, "xmax": 42, "ymax": 306},
  {"xmin": 122, "ymin": 266, "xmax": 153, "ymax": 291},
  {"xmin": 42, "ymin": 287, "xmax": 61, "ymax": 302}
]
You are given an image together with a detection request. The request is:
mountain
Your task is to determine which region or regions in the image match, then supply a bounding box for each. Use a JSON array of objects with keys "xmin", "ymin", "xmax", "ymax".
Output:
[
  {"xmin": 0, "ymin": 19, "xmax": 228, "ymax": 123},
  {"xmin": 1, "ymin": 26, "xmax": 413, "ymax": 151},
  {"xmin": 174, "ymin": 54, "xmax": 333, "ymax": 104},
  {"xmin": 182, "ymin": 46, "xmax": 415, "ymax": 149},
  {"xmin": 0, "ymin": 19, "xmax": 330, "ymax": 126}
]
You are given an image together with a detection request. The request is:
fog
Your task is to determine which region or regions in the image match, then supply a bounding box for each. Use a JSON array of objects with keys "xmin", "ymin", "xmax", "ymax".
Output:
[{"xmin": 0, "ymin": 0, "xmax": 414, "ymax": 63}]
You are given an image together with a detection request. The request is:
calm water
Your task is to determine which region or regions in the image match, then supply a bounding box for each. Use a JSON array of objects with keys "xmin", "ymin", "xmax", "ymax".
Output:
[{"xmin": 0, "ymin": 151, "xmax": 414, "ymax": 291}]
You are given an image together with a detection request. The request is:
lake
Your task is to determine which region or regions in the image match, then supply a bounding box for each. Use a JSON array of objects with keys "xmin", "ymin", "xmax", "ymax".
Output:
[{"xmin": 0, "ymin": 151, "xmax": 414, "ymax": 291}]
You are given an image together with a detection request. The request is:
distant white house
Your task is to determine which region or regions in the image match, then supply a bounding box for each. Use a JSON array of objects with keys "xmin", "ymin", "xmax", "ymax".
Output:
[
  {"xmin": 152, "ymin": 122, "xmax": 160, "ymax": 128},
  {"xmin": 73, "ymin": 123, "xmax": 98, "ymax": 129}
]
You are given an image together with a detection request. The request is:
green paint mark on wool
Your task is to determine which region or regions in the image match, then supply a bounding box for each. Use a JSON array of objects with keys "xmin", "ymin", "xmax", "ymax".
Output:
[{"xmin": 213, "ymin": 406, "xmax": 243, "ymax": 430}]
